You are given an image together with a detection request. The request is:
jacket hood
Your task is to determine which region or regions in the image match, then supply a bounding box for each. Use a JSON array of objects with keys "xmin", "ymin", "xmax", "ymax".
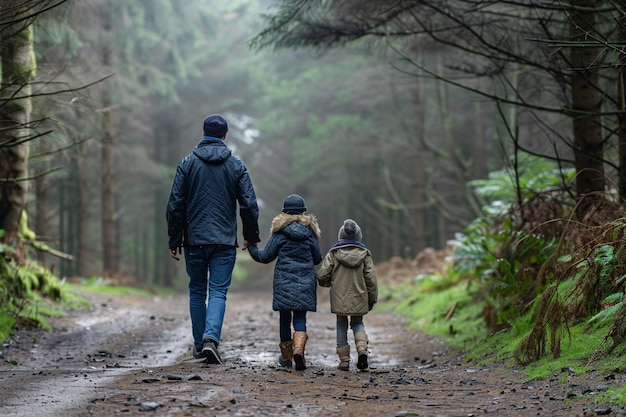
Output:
[
  {"xmin": 331, "ymin": 244, "xmax": 370, "ymax": 268},
  {"xmin": 270, "ymin": 212, "xmax": 321, "ymax": 241},
  {"xmin": 193, "ymin": 139, "xmax": 232, "ymax": 163}
]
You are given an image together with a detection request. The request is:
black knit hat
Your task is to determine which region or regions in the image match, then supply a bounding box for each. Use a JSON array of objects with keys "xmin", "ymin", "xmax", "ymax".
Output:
[
  {"xmin": 203, "ymin": 114, "xmax": 228, "ymax": 138},
  {"xmin": 282, "ymin": 194, "xmax": 307, "ymax": 214},
  {"xmin": 338, "ymin": 219, "xmax": 362, "ymax": 242}
]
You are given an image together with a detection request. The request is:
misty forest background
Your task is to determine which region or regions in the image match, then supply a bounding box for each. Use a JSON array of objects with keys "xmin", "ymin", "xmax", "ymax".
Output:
[
  {"xmin": 7, "ymin": 0, "xmax": 501, "ymax": 284},
  {"xmin": 6, "ymin": 0, "xmax": 626, "ymax": 366}
]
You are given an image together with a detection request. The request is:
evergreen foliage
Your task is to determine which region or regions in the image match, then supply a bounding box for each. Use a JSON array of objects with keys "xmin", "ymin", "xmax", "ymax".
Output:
[{"xmin": 8, "ymin": 0, "xmax": 494, "ymax": 288}]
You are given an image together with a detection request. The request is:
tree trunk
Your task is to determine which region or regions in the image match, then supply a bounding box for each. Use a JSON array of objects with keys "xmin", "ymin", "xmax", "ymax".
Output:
[
  {"xmin": 617, "ymin": 11, "xmax": 626, "ymax": 201},
  {"xmin": 570, "ymin": 0, "xmax": 604, "ymax": 212},
  {"xmin": 413, "ymin": 78, "xmax": 426, "ymax": 254},
  {"xmin": 75, "ymin": 139, "xmax": 90, "ymax": 277},
  {"xmin": 473, "ymin": 82, "xmax": 487, "ymax": 180},
  {"xmin": 101, "ymin": 88, "xmax": 117, "ymax": 278},
  {"xmin": 34, "ymin": 140, "xmax": 49, "ymax": 265},
  {"xmin": 101, "ymin": 13, "xmax": 117, "ymax": 278},
  {"xmin": 0, "ymin": 15, "xmax": 35, "ymax": 250},
  {"xmin": 619, "ymin": 65, "xmax": 626, "ymax": 200}
]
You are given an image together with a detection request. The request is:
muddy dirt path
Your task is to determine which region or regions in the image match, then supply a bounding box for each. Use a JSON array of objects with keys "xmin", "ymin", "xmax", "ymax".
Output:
[{"xmin": 0, "ymin": 288, "xmax": 616, "ymax": 417}]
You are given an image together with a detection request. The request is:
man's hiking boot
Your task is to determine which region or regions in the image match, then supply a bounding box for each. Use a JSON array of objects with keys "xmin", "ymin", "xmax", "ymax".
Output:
[
  {"xmin": 192, "ymin": 347, "xmax": 204, "ymax": 360},
  {"xmin": 202, "ymin": 339, "xmax": 223, "ymax": 364}
]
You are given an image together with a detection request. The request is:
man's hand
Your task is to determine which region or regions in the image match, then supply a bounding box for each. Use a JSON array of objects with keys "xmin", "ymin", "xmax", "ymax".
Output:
[
  {"xmin": 169, "ymin": 247, "xmax": 181, "ymax": 261},
  {"xmin": 241, "ymin": 240, "xmax": 257, "ymax": 251}
]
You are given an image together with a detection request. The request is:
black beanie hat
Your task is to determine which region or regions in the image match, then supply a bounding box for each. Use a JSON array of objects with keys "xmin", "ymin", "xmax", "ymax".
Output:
[
  {"xmin": 338, "ymin": 219, "xmax": 362, "ymax": 242},
  {"xmin": 203, "ymin": 114, "xmax": 228, "ymax": 138},
  {"xmin": 282, "ymin": 194, "xmax": 307, "ymax": 214}
]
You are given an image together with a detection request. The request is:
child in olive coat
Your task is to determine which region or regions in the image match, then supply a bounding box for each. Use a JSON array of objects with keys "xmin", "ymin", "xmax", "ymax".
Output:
[
  {"xmin": 248, "ymin": 194, "xmax": 322, "ymax": 370},
  {"xmin": 317, "ymin": 219, "xmax": 377, "ymax": 371}
]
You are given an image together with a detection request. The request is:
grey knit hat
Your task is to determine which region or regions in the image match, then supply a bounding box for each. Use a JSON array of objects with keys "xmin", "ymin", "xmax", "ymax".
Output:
[{"xmin": 338, "ymin": 219, "xmax": 362, "ymax": 242}]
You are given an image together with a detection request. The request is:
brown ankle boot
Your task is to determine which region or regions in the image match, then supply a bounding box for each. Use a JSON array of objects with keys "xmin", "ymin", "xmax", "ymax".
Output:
[
  {"xmin": 336, "ymin": 345, "xmax": 351, "ymax": 371},
  {"xmin": 278, "ymin": 341, "xmax": 293, "ymax": 368},
  {"xmin": 354, "ymin": 332, "xmax": 369, "ymax": 370},
  {"xmin": 293, "ymin": 331, "xmax": 308, "ymax": 370}
]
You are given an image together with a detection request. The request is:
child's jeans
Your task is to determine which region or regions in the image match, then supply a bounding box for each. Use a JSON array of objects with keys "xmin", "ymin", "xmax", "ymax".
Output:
[
  {"xmin": 279, "ymin": 310, "xmax": 307, "ymax": 342},
  {"xmin": 336, "ymin": 315, "xmax": 365, "ymax": 348}
]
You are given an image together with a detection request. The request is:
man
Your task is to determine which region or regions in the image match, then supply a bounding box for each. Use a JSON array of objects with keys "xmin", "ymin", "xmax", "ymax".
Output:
[{"xmin": 166, "ymin": 114, "xmax": 260, "ymax": 364}]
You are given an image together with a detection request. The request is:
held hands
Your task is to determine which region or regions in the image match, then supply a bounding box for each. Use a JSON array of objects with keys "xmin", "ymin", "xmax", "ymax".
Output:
[
  {"xmin": 242, "ymin": 240, "xmax": 258, "ymax": 251},
  {"xmin": 169, "ymin": 247, "xmax": 182, "ymax": 261}
]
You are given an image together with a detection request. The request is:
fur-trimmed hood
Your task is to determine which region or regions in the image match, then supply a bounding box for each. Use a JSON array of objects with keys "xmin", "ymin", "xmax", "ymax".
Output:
[
  {"xmin": 248, "ymin": 211, "xmax": 323, "ymax": 313},
  {"xmin": 270, "ymin": 212, "xmax": 321, "ymax": 240}
]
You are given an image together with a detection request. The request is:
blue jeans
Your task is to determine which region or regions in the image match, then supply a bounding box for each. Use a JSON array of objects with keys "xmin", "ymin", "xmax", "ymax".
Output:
[
  {"xmin": 185, "ymin": 244, "xmax": 236, "ymax": 351},
  {"xmin": 279, "ymin": 310, "xmax": 307, "ymax": 342},
  {"xmin": 336, "ymin": 315, "xmax": 365, "ymax": 348}
]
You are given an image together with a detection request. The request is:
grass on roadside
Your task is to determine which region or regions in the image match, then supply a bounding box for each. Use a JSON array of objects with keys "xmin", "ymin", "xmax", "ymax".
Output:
[
  {"xmin": 64, "ymin": 276, "xmax": 153, "ymax": 296},
  {"xmin": 383, "ymin": 274, "xmax": 626, "ymax": 406},
  {"xmin": 0, "ymin": 290, "xmax": 85, "ymax": 339}
]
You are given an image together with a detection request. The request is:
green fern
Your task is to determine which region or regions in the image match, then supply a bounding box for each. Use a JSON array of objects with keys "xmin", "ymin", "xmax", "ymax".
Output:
[
  {"xmin": 468, "ymin": 153, "xmax": 575, "ymax": 204},
  {"xmin": 588, "ymin": 293, "xmax": 623, "ymax": 323},
  {"xmin": 610, "ymin": 221, "xmax": 626, "ymax": 241},
  {"xmin": 450, "ymin": 155, "xmax": 571, "ymax": 332},
  {"xmin": 582, "ymin": 242, "xmax": 626, "ymax": 325},
  {"xmin": 594, "ymin": 245, "xmax": 616, "ymax": 281}
]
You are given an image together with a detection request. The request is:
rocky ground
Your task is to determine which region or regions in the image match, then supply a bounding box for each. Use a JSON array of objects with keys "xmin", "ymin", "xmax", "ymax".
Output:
[{"xmin": 0, "ymin": 286, "xmax": 622, "ymax": 417}]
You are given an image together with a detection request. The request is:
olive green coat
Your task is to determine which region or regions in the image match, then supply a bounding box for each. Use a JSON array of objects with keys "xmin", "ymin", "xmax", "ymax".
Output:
[{"xmin": 317, "ymin": 242, "xmax": 378, "ymax": 315}]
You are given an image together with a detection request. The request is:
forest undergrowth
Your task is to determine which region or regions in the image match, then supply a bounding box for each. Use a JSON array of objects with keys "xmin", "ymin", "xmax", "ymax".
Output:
[{"xmin": 376, "ymin": 157, "xmax": 626, "ymax": 407}]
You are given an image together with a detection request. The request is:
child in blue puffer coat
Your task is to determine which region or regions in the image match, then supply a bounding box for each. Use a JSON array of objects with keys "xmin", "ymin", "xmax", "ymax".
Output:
[{"xmin": 248, "ymin": 194, "xmax": 322, "ymax": 370}]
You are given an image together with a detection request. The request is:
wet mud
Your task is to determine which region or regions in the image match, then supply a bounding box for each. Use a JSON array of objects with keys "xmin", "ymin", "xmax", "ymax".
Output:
[{"xmin": 0, "ymin": 288, "xmax": 618, "ymax": 417}]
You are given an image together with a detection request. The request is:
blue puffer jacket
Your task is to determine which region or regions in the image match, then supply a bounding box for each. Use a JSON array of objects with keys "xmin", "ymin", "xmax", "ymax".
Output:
[
  {"xmin": 248, "ymin": 213, "xmax": 322, "ymax": 312},
  {"xmin": 166, "ymin": 137, "xmax": 260, "ymax": 248}
]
